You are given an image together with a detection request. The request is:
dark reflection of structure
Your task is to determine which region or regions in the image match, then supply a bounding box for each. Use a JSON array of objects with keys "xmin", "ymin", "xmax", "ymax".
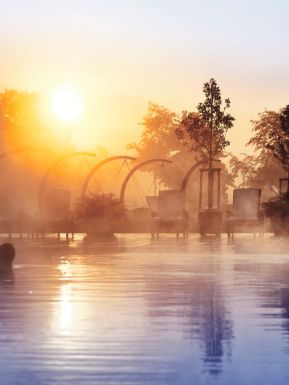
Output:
[
  {"xmin": 199, "ymin": 284, "xmax": 233, "ymax": 376},
  {"xmin": 229, "ymin": 237, "xmax": 266, "ymax": 255},
  {"xmin": 190, "ymin": 272, "xmax": 233, "ymax": 375},
  {"xmin": 281, "ymin": 288, "xmax": 289, "ymax": 333},
  {"xmin": 144, "ymin": 250, "xmax": 234, "ymax": 377},
  {"xmin": 279, "ymin": 285, "xmax": 289, "ymax": 352},
  {"xmin": 192, "ymin": 241, "xmax": 233, "ymax": 375},
  {"xmin": 235, "ymin": 252, "xmax": 289, "ymax": 354},
  {"xmin": 0, "ymin": 272, "xmax": 14, "ymax": 283}
]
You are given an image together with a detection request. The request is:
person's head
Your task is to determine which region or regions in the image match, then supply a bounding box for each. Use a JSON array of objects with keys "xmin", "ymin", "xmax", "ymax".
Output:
[{"xmin": 0, "ymin": 243, "xmax": 15, "ymax": 270}]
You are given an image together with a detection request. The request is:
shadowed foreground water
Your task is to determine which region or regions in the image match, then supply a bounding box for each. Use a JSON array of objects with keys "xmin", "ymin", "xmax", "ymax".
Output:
[{"xmin": 1, "ymin": 234, "xmax": 289, "ymax": 384}]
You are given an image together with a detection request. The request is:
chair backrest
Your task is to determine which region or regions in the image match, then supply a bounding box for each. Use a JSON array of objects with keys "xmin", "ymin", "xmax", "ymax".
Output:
[
  {"xmin": 232, "ymin": 188, "xmax": 261, "ymax": 218},
  {"xmin": 146, "ymin": 196, "xmax": 159, "ymax": 216},
  {"xmin": 158, "ymin": 190, "xmax": 185, "ymax": 217}
]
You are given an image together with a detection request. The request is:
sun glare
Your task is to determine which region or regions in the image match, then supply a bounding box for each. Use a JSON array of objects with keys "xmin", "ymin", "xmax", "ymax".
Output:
[{"xmin": 51, "ymin": 86, "xmax": 83, "ymax": 122}]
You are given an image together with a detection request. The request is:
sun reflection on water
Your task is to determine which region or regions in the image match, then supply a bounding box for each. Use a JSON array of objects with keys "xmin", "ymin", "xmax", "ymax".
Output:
[
  {"xmin": 56, "ymin": 260, "xmax": 73, "ymax": 334},
  {"xmin": 59, "ymin": 283, "xmax": 73, "ymax": 333},
  {"xmin": 58, "ymin": 260, "xmax": 72, "ymax": 279}
]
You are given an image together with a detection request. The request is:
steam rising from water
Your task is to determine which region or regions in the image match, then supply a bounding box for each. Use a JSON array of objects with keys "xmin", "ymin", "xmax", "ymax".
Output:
[{"xmin": 0, "ymin": 235, "xmax": 289, "ymax": 384}]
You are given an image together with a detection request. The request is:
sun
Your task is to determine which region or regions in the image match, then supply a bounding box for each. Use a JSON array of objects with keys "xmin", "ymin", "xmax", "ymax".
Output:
[{"xmin": 51, "ymin": 86, "xmax": 83, "ymax": 122}]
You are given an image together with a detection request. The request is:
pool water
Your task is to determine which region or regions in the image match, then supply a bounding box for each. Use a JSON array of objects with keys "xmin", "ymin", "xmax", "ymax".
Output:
[{"xmin": 1, "ymin": 234, "xmax": 289, "ymax": 384}]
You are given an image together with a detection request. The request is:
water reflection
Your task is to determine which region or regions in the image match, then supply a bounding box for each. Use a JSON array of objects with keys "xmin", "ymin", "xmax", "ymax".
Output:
[
  {"xmin": 281, "ymin": 288, "xmax": 289, "ymax": 340},
  {"xmin": 0, "ymin": 235, "xmax": 289, "ymax": 384},
  {"xmin": 0, "ymin": 272, "xmax": 14, "ymax": 284},
  {"xmin": 142, "ymin": 238, "xmax": 234, "ymax": 377},
  {"xmin": 198, "ymin": 284, "xmax": 233, "ymax": 376},
  {"xmin": 58, "ymin": 260, "xmax": 73, "ymax": 279},
  {"xmin": 58, "ymin": 284, "xmax": 73, "ymax": 332}
]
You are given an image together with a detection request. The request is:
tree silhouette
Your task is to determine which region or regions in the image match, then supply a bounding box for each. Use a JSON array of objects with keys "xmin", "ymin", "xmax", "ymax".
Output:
[
  {"xmin": 229, "ymin": 110, "xmax": 285, "ymax": 198},
  {"xmin": 176, "ymin": 79, "xmax": 234, "ymax": 166},
  {"xmin": 0, "ymin": 90, "xmax": 42, "ymax": 149},
  {"xmin": 176, "ymin": 79, "xmax": 234, "ymax": 209},
  {"xmin": 128, "ymin": 102, "xmax": 200, "ymax": 189},
  {"xmin": 266, "ymin": 105, "xmax": 289, "ymax": 175}
]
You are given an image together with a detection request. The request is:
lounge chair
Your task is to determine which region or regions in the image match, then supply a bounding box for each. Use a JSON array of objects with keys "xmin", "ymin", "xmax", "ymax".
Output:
[
  {"xmin": 146, "ymin": 190, "xmax": 188, "ymax": 238},
  {"xmin": 146, "ymin": 196, "xmax": 159, "ymax": 218},
  {"xmin": 30, "ymin": 189, "xmax": 74, "ymax": 239},
  {"xmin": 227, "ymin": 188, "xmax": 264, "ymax": 237}
]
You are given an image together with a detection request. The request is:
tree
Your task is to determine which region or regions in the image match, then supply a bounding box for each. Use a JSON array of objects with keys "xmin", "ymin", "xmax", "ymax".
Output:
[
  {"xmin": 176, "ymin": 79, "xmax": 234, "ymax": 165},
  {"xmin": 0, "ymin": 89, "xmax": 77, "ymax": 153},
  {"xmin": 176, "ymin": 78, "xmax": 234, "ymax": 209},
  {"xmin": 128, "ymin": 102, "xmax": 197, "ymax": 188},
  {"xmin": 248, "ymin": 109, "xmax": 281, "ymax": 152},
  {"xmin": 0, "ymin": 90, "xmax": 44, "ymax": 150},
  {"xmin": 128, "ymin": 102, "xmax": 181, "ymax": 160},
  {"xmin": 0, "ymin": 89, "xmax": 86, "ymax": 217},
  {"xmin": 229, "ymin": 110, "xmax": 285, "ymax": 199},
  {"xmin": 266, "ymin": 105, "xmax": 289, "ymax": 175}
]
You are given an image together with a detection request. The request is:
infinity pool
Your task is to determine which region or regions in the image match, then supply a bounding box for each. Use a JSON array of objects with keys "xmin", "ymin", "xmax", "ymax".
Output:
[{"xmin": 1, "ymin": 234, "xmax": 289, "ymax": 384}]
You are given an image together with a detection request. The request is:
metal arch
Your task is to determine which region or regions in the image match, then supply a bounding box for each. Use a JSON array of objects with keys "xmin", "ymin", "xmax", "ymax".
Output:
[
  {"xmin": 120, "ymin": 158, "xmax": 173, "ymax": 205},
  {"xmin": 181, "ymin": 160, "xmax": 206, "ymax": 192},
  {"xmin": 181, "ymin": 158, "xmax": 221, "ymax": 192},
  {"xmin": 80, "ymin": 155, "xmax": 137, "ymax": 200},
  {"xmin": 38, "ymin": 151, "xmax": 96, "ymax": 211}
]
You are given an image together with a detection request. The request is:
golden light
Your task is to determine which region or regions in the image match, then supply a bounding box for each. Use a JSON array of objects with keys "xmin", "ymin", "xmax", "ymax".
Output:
[
  {"xmin": 59, "ymin": 284, "xmax": 73, "ymax": 332},
  {"xmin": 50, "ymin": 86, "xmax": 83, "ymax": 122}
]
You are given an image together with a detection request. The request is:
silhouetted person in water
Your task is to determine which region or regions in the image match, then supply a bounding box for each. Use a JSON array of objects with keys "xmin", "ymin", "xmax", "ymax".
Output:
[{"xmin": 0, "ymin": 243, "xmax": 15, "ymax": 280}]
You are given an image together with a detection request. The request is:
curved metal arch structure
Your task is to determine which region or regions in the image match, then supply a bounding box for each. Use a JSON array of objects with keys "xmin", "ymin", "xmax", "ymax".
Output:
[
  {"xmin": 81, "ymin": 155, "xmax": 136, "ymax": 200},
  {"xmin": 38, "ymin": 151, "xmax": 96, "ymax": 211},
  {"xmin": 120, "ymin": 158, "xmax": 173, "ymax": 205},
  {"xmin": 181, "ymin": 158, "xmax": 221, "ymax": 192},
  {"xmin": 181, "ymin": 160, "xmax": 206, "ymax": 192}
]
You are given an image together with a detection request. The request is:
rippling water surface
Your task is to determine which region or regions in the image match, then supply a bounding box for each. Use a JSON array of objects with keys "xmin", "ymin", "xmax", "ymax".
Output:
[{"xmin": 1, "ymin": 234, "xmax": 289, "ymax": 384}]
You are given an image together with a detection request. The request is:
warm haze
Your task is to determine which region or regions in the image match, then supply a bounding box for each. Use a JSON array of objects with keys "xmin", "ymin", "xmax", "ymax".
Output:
[
  {"xmin": 1, "ymin": 0, "xmax": 289, "ymax": 153},
  {"xmin": 2, "ymin": 3, "xmax": 289, "ymax": 385}
]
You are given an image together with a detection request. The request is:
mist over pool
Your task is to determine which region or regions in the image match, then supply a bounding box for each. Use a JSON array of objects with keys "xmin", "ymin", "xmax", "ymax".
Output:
[{"xmin": 0, "ymin": 234, "xmax": 288, "ymax": 385}]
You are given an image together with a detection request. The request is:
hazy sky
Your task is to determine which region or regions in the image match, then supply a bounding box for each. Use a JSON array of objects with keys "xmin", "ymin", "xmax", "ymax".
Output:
[{"xmin": 1, "ymin": 0, "xmax": 289, "ymax": 154}]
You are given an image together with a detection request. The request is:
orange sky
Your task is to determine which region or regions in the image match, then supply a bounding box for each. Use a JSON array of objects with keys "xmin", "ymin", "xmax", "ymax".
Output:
[{"xmin": 1, "ymin": 0, "xmax": 289, "ymax": 156}]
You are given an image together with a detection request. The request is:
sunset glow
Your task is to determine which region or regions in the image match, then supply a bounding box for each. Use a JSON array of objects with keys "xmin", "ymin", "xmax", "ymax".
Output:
[
  {"xmin": 2, "ymin": 1, "xmax": 289, "ymax": 153},
  {"xmin": 2, "ymin": 2, "xmax": 289, "ymax": 384},
  {"xmin": 50, "ymin": 86, "xmax": 83, "ymax": 122}
]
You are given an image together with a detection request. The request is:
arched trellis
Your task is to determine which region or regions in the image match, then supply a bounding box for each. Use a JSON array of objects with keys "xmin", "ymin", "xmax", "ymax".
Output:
[
  {"xmin": 120, "ymin": 158, "xmax": 173, "ymax": 205},
  {"xmin": 38, "ymin": 151, "xmax": 96, "ymax": 211},
  {"xmin": 80, "ymin": 155, "xmax": 136, "ymax": 200},
  {"xmin": 181, "ymin": 159, "xmax": 221, "ymax": 193},
  {"xmin": 181, "ymin": 160, "xmax": 206, "ymax": 192}
]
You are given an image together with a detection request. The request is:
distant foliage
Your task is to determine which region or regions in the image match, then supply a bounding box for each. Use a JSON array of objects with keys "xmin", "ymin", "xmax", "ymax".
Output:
[
  {"xmin": 248, "ymin": 110, "xmax": 281, "ymax": 151},
  {"xmin": 230, "ymin": 153, "xmax": 281, "ymax": 189},
  {"xmin": 230, "ymin": 109, "xmax": 286, "ymax": 198},
  {"xmin": 128, "ymin": 102, "xmax": 182, "ymax": 160},
  {"xmin": 127, "ymin": 102, "xmax": 199, "ymax": 189},
  {"xmin": 128, "ymin": 90, "xmax": 234, "ymax": 209},
  {"xmin": 176, "ymin": 78, "xmax": 234, "ymax": 163},
  {"xmin": 0, "ymin": 90, "xmax": 43, "ymax": 149},
  {"xmin": 266, "ymin": 105, "xmax": 289, "ymax": 173},
  {"xmin": 263, "ymin": 192, "xmax": 289, "ymax": 217}
]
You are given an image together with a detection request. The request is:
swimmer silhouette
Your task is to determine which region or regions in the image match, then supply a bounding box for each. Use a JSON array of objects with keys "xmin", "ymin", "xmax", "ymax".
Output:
[{"xmin": 0, "ymin": 243, "xmax": 15, "ymax": 280}]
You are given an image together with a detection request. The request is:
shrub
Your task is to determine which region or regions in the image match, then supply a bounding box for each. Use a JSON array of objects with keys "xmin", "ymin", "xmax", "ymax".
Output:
[
  {"xmin": 75, "ymin": 193, "xmax": 124, "ymax": 220},
  {"xmin": 263, "ymin": 192, "xmax": 289, "ymax": 218}
]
